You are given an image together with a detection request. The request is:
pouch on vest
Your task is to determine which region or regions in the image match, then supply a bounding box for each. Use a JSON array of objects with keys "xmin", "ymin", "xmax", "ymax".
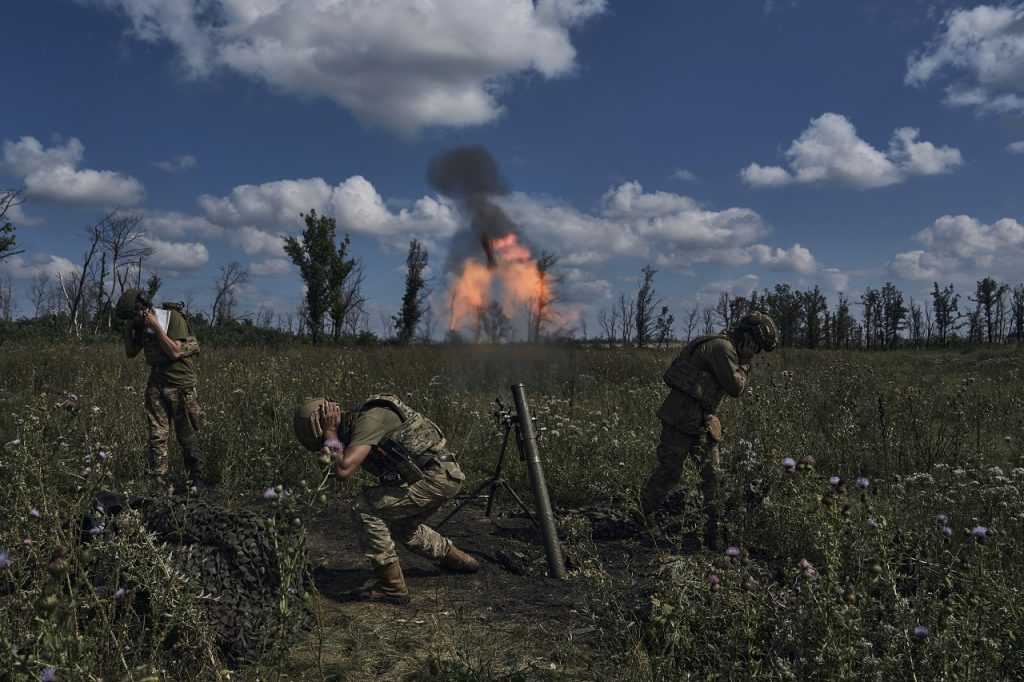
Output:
[
  {"xmin": 704, "ymin": 414, "xmax": 723, "ymax": 442},
  {"xmin": 372, "ymin": 436, "xmax": 425, "ymax": 484}
]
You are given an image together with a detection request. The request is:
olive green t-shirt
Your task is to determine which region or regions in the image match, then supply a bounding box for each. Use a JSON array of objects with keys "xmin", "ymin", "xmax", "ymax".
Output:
[
  {"xmin": 342, "ymin": 405, "xmax": 401, "ymax": 447},
  {"xmin": 142, "ymin": 309, "xmax": 198, "ymax": 388}
]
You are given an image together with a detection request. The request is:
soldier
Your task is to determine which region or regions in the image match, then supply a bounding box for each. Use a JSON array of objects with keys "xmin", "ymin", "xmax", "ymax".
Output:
[
  {"xmin": 639, "ymin": 311, "xmax": 778, "ymax": 549},
  {"xmin": 293, "ymin": 394, "xmax": 480, "ymax": 605},
  {"xmin": 116, "ymin": 289, "xmax": 205, "ymax": 492}
]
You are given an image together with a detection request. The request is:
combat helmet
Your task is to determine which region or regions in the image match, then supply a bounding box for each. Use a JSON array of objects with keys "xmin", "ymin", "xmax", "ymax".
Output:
[
  {"xmin": 115, "ymin": 288, "xmax": 151, "ymax": 320},
  {"xmin": 735, "ymin": 310, "xmax": 779, "ymax": 352},
  {"xmin": 293, "ymin": 398, "xmax": 330, "ymax": 451}
]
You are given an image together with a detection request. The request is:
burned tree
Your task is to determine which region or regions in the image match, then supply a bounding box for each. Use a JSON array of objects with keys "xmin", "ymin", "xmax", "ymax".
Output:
[{"xmin": 0, "ymin": 189, "xmax": 26, "ymax": 262}]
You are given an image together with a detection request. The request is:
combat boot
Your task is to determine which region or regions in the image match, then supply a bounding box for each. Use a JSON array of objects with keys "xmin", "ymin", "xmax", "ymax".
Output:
[
  {"xmin": 703, "ymin": 517, "xmax": 728, "ymax": 552},
  {"xmin": 440, "ymin": 545, "xmax": 480, "ymax": 573},
  {"xmin": 350, "ymin": 562, "xmax": 411, "ymax": 605}
]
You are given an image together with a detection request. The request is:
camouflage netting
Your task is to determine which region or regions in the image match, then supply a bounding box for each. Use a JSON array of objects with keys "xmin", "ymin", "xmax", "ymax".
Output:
[{"xmin": 89, "ymin": 493, "xmax": 314, "ymax": 664}]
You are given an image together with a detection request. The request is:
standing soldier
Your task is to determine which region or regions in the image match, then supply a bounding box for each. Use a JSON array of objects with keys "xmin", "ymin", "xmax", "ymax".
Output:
[
  {"xmin": 639, "ymin": 311, "xmax": 778, "ymax": 549},
  {"xmin": 293, "ymin": 394, "xmax": 480, "ymax": 605},
  {"xmin": 116, "ymin": 289, "xmax": 205, "ymax": 493}
]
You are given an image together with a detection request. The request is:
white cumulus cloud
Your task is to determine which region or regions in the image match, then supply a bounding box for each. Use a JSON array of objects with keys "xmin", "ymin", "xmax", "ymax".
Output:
[
  {"xmin": 747, "ymin": 243, "xmax": 819, "ymax": 274},
  {"xmin": 141, "ymin": 236, "xmax": 209, "ymax": 270},
  {"xmin": 144, "ymin": 210, "xmax": 222, "ymax": 240},
  {"xmin": 153, "ymin": 154, "xmax": 197, "ymax": 172},
  {"xmin": 907, "ymin": 4, "xmax": 1024, "ymax": 115},
  {"xmin": 1008, "ymin": 140, "xmax": 1024, "ymax": 154},
  {"xmin": 741, "ymin": 113, "xmax": 961, "ymax": 189},
  {"xmin": 77, "ymin": 0, "xmax": 605, "ymax": 134},
  {"xmin": 0, "ymin": 253, "xmax": 78, "ymax": 279},
  {"xmin": 887, "ymin": 214, "xmax": 1024, "ymax": 281},
  {"xmin": 0, "ymin": 136, "xmax": 145, "ymax": 206},
  {"xmin": 200, "ymin": 175, "xmax": 459, "ymax": 253},
  {"xmin": 249, "ymin": 258, "xmax": 293, "ymax": 277}
]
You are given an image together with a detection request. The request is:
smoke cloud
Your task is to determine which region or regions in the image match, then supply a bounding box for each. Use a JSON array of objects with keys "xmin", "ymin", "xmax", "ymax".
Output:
[{"xmin": 426, "ymin": 145, "xmax": 529, "ymax": 270}]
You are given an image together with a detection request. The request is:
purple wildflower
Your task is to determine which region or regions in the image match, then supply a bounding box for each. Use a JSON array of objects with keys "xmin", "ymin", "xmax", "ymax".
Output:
[
  {"xmin": 98, "ymin": 451, "xmax": 108, "ymax": 460},
  {"xmin": 8, "ymin": 438, "xmax": 21, "ymax": 447},
  {"xmin": 263, "ymin": 487, "xmax": 278, "ymax": 500},
  {"xmin": 114, "ymin": 588, "xmax": 125, "ymax": 599},
  {"xmin": 22, "ymin": 538, "xmax": 32, "ymax": 546},
  {"xmin": 829, "ymin": 476, "xmax": 841, "ymax": 486},
  {"xmin": 29, "ymin": 508, "xmax": 41, "ymax": 518},
  {"xmin": 971, "ymin": 526, "xmax": 988, "ymax": 539},
  {"xmin": 40, "ymin": 666, "xmax": 57, "ymax": 681},
  {"xmin": 707, "ymin": 573, "xmax": 720, "ymax": 586},
  {"xmin": 88, "ymin": 527, "xmax": 101, "ymax": 536},
  {"xmin": 942, "ymin": 526, "xmax": 953, "ymax": 537},
  {"xmin": 0, "ymin": 548, "xmax": 10, "ymax": 567},
  {"xmin": 912, "ymin": 625, "xmax": 931, "ymax": 639},
  {"xmin": 725, "ymin": 546, "xmax": 741, "ymax": 558},
  {"xmin": 936, "ymin": 514, "xmax": 948, "ymax": 525},
  {"xmin": 865, "ymin": 518, "xmax": 877, "ymax": 528},
  {"xmin": 855, "ymin": 476, "xmax": 870, "ymax": 488},
  {"xmin": 781, "ymin": 457, "xmax": 796, "ymax": 471}
]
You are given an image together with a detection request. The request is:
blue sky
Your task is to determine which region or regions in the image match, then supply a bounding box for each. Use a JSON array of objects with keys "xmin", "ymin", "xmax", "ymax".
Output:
[{"xmin": 3, "ymin": 0, "xmax": 1024, "ymax": 336}]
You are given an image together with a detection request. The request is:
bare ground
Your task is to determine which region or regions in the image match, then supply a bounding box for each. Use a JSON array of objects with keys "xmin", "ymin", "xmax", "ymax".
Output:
[{"xmin": 272, "ymin": 492, "xmax": 689, "ymax": 681}]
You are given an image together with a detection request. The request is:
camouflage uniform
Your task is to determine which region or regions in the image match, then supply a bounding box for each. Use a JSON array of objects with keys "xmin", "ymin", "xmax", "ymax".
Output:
[
  {"xmin": 341, "ymin": 397, "xmax": 466, "ymax": 569},
  {"xmin": 118, "ymin": 290, "xmax": 205, "ymax": 484},
  {"xmin": 640, "ymin": 334, "xmax": 750, "ymax": 540}
]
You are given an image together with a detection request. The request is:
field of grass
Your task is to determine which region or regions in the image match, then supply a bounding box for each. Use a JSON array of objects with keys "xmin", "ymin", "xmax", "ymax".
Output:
[{"xmin": 1, "ymin": 341, "xmax": 1022, "ymax": 679}]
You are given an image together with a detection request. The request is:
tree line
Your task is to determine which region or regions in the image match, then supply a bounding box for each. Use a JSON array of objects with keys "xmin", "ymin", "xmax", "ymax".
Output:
[{"xmin": 596, "ymin": 266, "xmax": 1024, "ymax": 350}]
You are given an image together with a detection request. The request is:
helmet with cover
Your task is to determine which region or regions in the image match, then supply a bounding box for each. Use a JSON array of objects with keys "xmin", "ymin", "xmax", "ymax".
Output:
[
  {"xmin": 115, "ymin": 288, "xmax": 152, "ymax": 320},
  {"xmin": 293, "ymin": 398, "xmax": 330, "ymax": 451},
  {"xmin": 735, "ymin": 310, "xmax": 779, "ymax": 352}
]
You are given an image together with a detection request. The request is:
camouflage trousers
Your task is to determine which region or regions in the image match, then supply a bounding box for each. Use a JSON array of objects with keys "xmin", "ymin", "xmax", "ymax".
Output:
[
  {"xmin": 351, "ymin": 461, "xmax": 465, "ymax": 569},
  {"xmin": 144, "ymin": 383, "xmax": 205, "ymax": 479},
  {"xmin": 640, "ymin": 422, "xmax": 721, "ymax": 525}
]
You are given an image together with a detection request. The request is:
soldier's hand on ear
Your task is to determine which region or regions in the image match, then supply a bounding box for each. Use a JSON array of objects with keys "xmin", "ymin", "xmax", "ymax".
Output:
[
  {"xmin": 319, "ymin": 402, "xmax": 342, "ymax": 433},
  {"xmin": 141, "ymin": 309, "xmax": 160, "ymax": 329},
  {"xmin": 737, "ymin": 335, "xmax": 760, "ymax": 360}
]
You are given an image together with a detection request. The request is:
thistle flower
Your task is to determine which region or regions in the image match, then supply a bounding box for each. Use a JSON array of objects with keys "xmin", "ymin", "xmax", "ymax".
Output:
[
  {"xmin": 970, "ymin": 526, "xmax": 988, "ymax": 539},
  {"xmin": 114, "ymin": 588, "xmax": 125, "ymax": 599},
  {"xmin": 781, "ymin": 457, "xmax": 796, "ymax": 471},
  {"xmin": 88, "ymin": 527, "xmax": 101, "ymax": 536},
  {"xmin": 40, "ymin": 666, "xmax": 57, "ymax": 682},
  {"xmin": 707, "ymin": 573, "xmax": 720, "ymax": 586},
  {"xmin": 263, "ymin": 487, "xmax": 278, "ymax": 500},
  {"xmin": 0, "ymin": 548, "xmax": 10, "ymax": 567},
  {"xmin": 865, "ymin": 518, "xmax": 877, "ymax": 529},
  {"xmin": 942, "ymin": 526, "xmax": 953, "ymax": 536},
  {"xmin": 936, "ymin": 514, "xmax": 949, "ymax": 525},
  {"xmin": 829, "ymin": 476, "xmax": 841, "ymax": 486},
  {"xmin": 98, "ymin": 451, "xmax": 108, "ymax": 460},
  {"xmin": 725, "ymin": 546, "xmax": 741, "ymax": 558},
  {"xmin": 855, "ymin": 476, "xmax": 870, "ymax": 488},
  {"xmin": 912, "ymin": 625, "xmax": 931, "ymax": 639},
  {"xmin": 7, "ymin": 438, "xmax": 21, "ymax": 447},
  {"xmin": 29, "ymin": 508, "xmax": 40, "ymax": 518}
]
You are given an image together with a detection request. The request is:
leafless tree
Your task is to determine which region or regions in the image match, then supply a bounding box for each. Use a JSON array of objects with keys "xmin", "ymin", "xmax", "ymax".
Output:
[
  {"xmin": 683, "ymin": 304, "xmax": 699, "ymax": 342},
  {"xmin": 702, "ymin": 306, "xmax": 716, "ymax": 335},
  {"xmin": 481, "ymin": 300, "xmax": 512, "ymax": 343},
  {"xmin": 528, "ymin": 252, "xmax": 564, "ymax": 342},
  {"xmin": 0, "ymin": 275, "xmax": 15, "ymax": 320},
  {"xmin": 715, "ymin": 292, "xmax": 733, "ymax": 331},
  {"xmin": 94, "ymin": 211, "xmax": 152, "ymax": 331},
  {"xmin": 337, "ymin": 261, "xmax": 367, "ymax": 336},
  {"xmin": 417, "ymin": 303, "xmax": 439, "ymax": 343},
  {"xmin": 598, "ymin": 306, "xmax": 618, "ymax": 346},
  {"xmin": 255, "ymin": 305, "xmax": 275, "ymax": 329},
  {"xmin": 616, "ymin": 293, "xmax": 634, "ymax": 346},
  {"xmin": 211, "ymin": 261, "xmax": 250, "ymax": 327},
  {"xmin": 30, "ymin": 273, "xmax": 52, "ymax": 318}
]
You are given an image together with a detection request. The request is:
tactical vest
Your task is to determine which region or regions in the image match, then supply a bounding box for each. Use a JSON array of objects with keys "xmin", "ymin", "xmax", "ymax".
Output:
[
  {"xmin": 141, "ymin": 303, "xmax": 200, "ymax": 366},
  {"xmin": 662, "ymin": 333, "xmax": 731, "ymax": 414},
  {"xmin": 358, "ymin": 394, "xmax": 448, "ymax": 483}
]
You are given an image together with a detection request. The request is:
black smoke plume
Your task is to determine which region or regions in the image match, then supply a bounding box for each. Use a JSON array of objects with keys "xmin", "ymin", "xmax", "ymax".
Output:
[{"xmin": 427, "ymin": 145, "xmax": 527, "ymax": 271}]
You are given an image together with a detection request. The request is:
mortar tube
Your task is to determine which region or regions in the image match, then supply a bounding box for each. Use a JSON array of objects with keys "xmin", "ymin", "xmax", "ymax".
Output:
[{"xmin": 510, "ymin": 383, "xmax": 567, "ymax": 579}]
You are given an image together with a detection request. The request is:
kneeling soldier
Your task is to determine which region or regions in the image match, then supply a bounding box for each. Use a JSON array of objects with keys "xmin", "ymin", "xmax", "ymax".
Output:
[{"xmin": 293, "ymin": 394, "xmax": 479, "ymax": 604}]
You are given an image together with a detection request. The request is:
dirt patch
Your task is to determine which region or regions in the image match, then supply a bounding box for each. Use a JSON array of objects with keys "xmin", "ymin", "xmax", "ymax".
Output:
[{"xmin": 271, "ymin": 490, "xmax": 714, "ymax": 680}]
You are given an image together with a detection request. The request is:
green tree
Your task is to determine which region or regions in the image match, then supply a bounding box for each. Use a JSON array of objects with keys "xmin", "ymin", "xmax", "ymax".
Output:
[
  {"xmin": 880, "ymin": 281, "xmax": 907, "ymax": 349},
  {"xmin": 283, "ymin": 210, "xmax": 351, "ymax": 345},
  {"xmin": 0, "ymin": 189, "xmax": 26, "ymax": 261},
  {"xmin": 634, "ymin": 264, "xmax": 661, "ymax": 347},
  {"xmin": 801, "ymin": 285, "xmax": 827, "ymax": 349},
  {"xmin": 972, "ymin": 277, "xmax": 1008, "ymax": 344},
  {"xmin": 930, "ymin": 282, "xmax": 960, "ymax": 348},
  {"xmin": 394, "ymin": 239, "xmax": 430, "ymax": 344}
]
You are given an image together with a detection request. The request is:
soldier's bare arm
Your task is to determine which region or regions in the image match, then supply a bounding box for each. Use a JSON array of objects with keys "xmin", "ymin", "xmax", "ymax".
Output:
[
  {"xmin": 333, "ymin": 444, "xmax": 371, "ymax": 481},
  {"xmin": 142, "ymin": 309, "xmax": 183, "ymax": 359}
]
